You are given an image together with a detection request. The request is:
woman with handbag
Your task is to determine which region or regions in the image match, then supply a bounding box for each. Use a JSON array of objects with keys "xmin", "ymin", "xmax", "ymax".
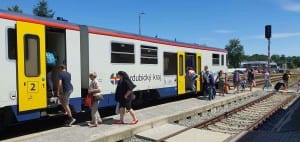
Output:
[
  {"xmin": 215, "ymin": 70, "xmax": 225, "ymax": 96},
  {"xmin": 114, "ymin": 71, "xmax": 138, "ymax": 124},
  {"xmin": 87, "ymin": 72, "xmax": 102, "ymax": 127}
]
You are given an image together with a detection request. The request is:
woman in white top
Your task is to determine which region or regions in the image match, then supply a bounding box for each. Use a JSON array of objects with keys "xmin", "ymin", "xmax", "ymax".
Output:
[{"xmin": 87, "ymin": 72, "xmax": 102, "ymax": 127}]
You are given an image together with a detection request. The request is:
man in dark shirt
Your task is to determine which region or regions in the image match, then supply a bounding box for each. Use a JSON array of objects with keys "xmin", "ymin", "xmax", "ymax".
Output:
[{"xmin": 57, "ymin": 64, "xmax": 75, "ymax": 126}]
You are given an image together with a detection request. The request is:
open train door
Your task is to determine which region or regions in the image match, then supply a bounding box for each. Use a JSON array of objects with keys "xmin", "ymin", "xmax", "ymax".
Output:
[
  {"xmin": 177, "ymin": 51, "xmax": 185, "ymax": 95},
  {"xmin": 16, "ymin": 21, "xmax": 47, "ymax": 112},
  {"xmin": 196, "ymin": 53, "xmax": 202, "ymax": 92}
]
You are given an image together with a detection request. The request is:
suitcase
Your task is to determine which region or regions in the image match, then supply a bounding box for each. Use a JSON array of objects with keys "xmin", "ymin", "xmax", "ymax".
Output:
[{"xmin": 274, "ymin": 82, "xmax": 284, "ymax": 91}]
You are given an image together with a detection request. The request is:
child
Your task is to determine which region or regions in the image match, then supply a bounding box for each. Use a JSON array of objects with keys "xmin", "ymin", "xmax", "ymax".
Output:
[{"xmin": 240, "ymin": 78, "xmax": 247, "ymax": 91}]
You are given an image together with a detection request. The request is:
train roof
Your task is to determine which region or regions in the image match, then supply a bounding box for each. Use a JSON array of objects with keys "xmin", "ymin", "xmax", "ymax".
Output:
[{"xmin": 0, "ymin": 9, "xmax": 227, "ymax": 53}]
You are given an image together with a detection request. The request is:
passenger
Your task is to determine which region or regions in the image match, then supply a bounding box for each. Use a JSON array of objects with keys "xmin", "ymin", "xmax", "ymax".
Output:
[
  {"xmin": 87, "ymin": 72, "xmax": 102, "ymax": 127},
  {"xmin": 240, "ymin": 77, "xmax": 247, "ymax": 91},
  {"xmin": 187, "ymin": 67, "xmax": 197, "ymax": 92},
  {"xmin": 47, "ymin": 66, "xmax": 59, "ymax": 104},
  {"xmin": 282, "ymin": 71, "xmax": 290, "ymax": 90},
  {"xmin": 56, "ymin": 64, "xmax": 76, "ymax": 126},
  {"xmin": 233, "ymin": 70, "xmax": 240, "ymax": 94},
  {"xmin": 247, "ymin": 69, "xmax": 255, "ymax": 91},
  {"xmin": 47, "ymin": 66, "xmax": 54, "ymax": 97},
  {"xmin": 114, "ymin": 71, "xmax": 138, "ymax": 124},
  {"xmin": 201, "ymin": 65, "xmax": 209, "ymax": 96},
  {"xmin": 215, "ymin": 70, "xmax": 225, "ymax": 96},
  {"xmin": 262, "ymin": 70, "xmax": 271, "ymax": 90},
  {"xmin": 208, "ymin": 72, "xmax": 215, "ymax": 100}
]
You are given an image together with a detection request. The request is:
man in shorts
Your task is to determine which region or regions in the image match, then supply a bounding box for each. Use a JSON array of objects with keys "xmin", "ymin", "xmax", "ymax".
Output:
[{"xmin": 57, "ymin": 64, "xmax": 76, "ymax": 126}]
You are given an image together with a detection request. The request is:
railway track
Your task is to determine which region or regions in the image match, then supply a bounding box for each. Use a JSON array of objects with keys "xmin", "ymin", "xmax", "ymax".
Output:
[
  {"xmin": 202, "ymin": 94, "xmax": 294, "ymax": 134},
  {"xmin": 156, "ymin": 93, "xmax": 297, "ymax": 141}
]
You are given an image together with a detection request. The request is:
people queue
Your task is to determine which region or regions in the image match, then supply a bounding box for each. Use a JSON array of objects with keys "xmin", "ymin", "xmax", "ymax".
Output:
[
  {"xmin": 48, "ymin": 64, "xmax": 293, "ymax": 127},
  {"xmin": 47, "ymin": 65, "xmax": 138, "ymax": 127}
]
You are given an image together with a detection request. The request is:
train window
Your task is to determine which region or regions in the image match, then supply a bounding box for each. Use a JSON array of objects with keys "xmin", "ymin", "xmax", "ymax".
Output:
[
  {"xmin": 163, "ymin": 52, "xmax": 177, "ymax": 75},
  {"xmin": 8, "ymin": 28, "xmax": 17, "ymax": 60},
  {"xmin": 141, "ymin": 45, "xmax": 157, "ymax": 64},
  {"xmin": 226, "ymin": 55, "xmax": 229, "ymax": 66},
  {"xmin": 179, "ymin": 55, "xmax": 183, "ymax": 76},
  {"xmin": 24, "ymin": 35, "xmax": 40, "ymax": 77},
  {"xmin": 221, "ymin": 54, "xmax": 224, "ymax": 66},
  {"xmin": 212, "ymin": 54, "xmax": 220, "ymax": 65},
  {"xmin": 111, "ymin": 42, "xmax": 135, "ymax": 63}
]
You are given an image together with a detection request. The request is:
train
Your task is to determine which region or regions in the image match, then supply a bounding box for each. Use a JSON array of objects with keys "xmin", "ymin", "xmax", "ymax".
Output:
[{"xmin": 0, "ymin": 9, "xmax": 227, "ymax": 128}]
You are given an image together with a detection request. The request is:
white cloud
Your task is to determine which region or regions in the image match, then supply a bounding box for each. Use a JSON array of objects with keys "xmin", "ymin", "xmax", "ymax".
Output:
[
  {"xmin": 273, "ymin": 32, "xmax": 300, "ymax": 38},
  {"xmin": 280, "ymin": 0, "xmax": 300, "ymax": 12},
  {"xmin": 214, "ymin": 30, "xmax": 234, "ymax": 34},
  {"xmin": 250, "ymin": 32, "xmax": 300, "ymax": 39}
]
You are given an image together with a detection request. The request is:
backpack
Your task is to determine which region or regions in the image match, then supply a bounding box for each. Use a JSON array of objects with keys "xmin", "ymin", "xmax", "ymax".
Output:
[
  {"xmin": 233, "ymin": 71, "xmax": 240, "ymax": 82},
  {"xmin": 46, "ymin": 52, "xmax": 56, "ymax": 66},
  {"xmin": 208, "ymin": 74, "xmax": 215, "ymax": 87},
  {"xmin": 274, "ymin": 82, "xmax": 285, "ymax": 91}
]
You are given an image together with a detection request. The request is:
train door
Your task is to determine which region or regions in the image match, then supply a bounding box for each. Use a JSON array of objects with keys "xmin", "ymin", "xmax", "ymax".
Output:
[
  {"xmin": 177, "ymin": 51, "xmax": 185, "ymax": 95},
  {"xmin": 16, "ymin": 21, "xmax": 47, "ymax": 112},
  {"xmin": 196, "ymin": 53, "xmax": 202, "ymax": 92}
]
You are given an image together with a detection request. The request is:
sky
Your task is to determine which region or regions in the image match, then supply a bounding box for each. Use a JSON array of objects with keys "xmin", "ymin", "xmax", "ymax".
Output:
[{"xmin": 0, "ymin": 0, "xmax": 299, "ymax": 56}]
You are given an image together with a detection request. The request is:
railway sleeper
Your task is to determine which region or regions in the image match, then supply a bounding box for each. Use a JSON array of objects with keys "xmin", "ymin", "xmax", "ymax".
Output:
[
  {"xmin": 225, "ymin": 117, "xmax": 255, "ymax": 124},
  {"xmin": 237, "ymin": 111, "xmax": 264, "ymax": 116},
  {"xmin": 233, "ymin": 113, "xmax": 262, "ymax": 119},
  {"xmin": 241, "ymin": 110, "xmax": 269, "ymax": 114},
  {"xmin": 243, "ymin": 108, "xmax": 269, "ymax": 113},
  {"xmin": 214, "ymin": 122, "xmax": 248, "ymax": 130},
  {"xmin": 221, "ymin": 119, "xmax": 253, "ymax": 126},
  {"xmin": 206, "ymin": 125, "xmax": 239, "ymax": 134},
  {"xmin": 250, "ymin": 106, "xmax": 275, "ymax": 110},
  {"xmin": 231, "ymin": 114, "xmax": 260, "ymax": 121}
]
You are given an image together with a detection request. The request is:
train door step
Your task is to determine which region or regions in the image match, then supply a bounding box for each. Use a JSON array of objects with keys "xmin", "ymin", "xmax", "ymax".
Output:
[
  {"xmin": 135, "ymin": 123, "xmax": 187, "ymax": 141},
  {"xmin": 185, "ymin": 90, "xmax": 197, "ymax": 94}
]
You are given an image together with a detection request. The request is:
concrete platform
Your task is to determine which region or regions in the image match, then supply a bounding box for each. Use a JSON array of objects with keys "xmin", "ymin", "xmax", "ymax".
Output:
[
  {"xmin": 166, "ymin": 129, "xmax": 231, "ymax": 142},
  {"xmin": 2, "ymin": 88, "xmax": 265, "ymax": 142},
  {"xmin": 136, "ymin": 123, "xmax": 231, "ymax": 142},
  {"xmin": 135, "ymin": 123, "xmax": 187, "ymax": 141}
]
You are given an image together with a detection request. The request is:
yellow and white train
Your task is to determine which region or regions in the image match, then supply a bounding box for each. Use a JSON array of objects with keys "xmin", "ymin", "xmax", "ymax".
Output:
[{"xmin": 0, "ymin": 10, "xmax": 227, "ymax": 128}]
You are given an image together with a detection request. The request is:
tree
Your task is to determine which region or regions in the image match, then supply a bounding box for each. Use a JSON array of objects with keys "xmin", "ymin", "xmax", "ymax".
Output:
[
  {"xmin": 8, "ymin": 5, "xmax": 23, "ymax": 13},
  {"xmin": 33, "ymin": 0, "xmax": 55, "ymax": 18},
  {"xmin": 244, "ymin": 54, "xmax": 267, "ymax": 61},
  {"xmin": 293, "ymin": 56, "xmax": 300, "ymax": 67},
  {"xmin": 225, "ymin": 39, "xmax": 245, "ymax": 68},
  {"xmin": 271, "ymin": 54, "xmax": 280, "ymax": 63}
]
